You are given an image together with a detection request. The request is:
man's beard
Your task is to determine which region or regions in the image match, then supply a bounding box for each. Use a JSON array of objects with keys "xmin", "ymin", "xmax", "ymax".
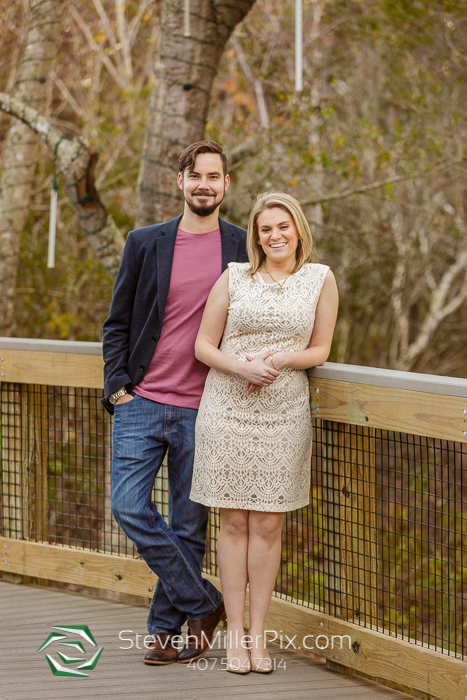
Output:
[{"xmin": 185, "ymin": 190, "xmax": 224, "ymax": 217}]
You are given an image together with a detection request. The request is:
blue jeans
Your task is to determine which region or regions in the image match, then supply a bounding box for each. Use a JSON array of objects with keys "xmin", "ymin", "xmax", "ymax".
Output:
[{"xmin": 111, "ymin": 393, "xmax": 222, "ymax": 636}]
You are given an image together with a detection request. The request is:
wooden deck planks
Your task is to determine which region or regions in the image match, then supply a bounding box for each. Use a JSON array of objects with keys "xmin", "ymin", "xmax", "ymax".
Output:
[{"xmin": 0, "ymin": 582, "xmax": 409, "ymax": 700}]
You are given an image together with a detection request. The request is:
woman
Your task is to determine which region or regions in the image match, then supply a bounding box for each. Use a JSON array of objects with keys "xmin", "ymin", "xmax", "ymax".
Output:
[{"xmin": 191, "ymin": 192, "xmax": 338, "ymax": 674}]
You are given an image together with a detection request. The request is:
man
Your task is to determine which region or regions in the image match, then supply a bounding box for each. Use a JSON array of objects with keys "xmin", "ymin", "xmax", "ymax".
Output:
[{"xmin": 102, "ymin": 141, "xmax": 247, "ymax": 665}]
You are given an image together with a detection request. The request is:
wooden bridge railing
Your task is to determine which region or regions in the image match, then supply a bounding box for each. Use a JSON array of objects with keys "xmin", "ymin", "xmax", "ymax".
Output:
[{"xmin": 1, "ymin": 338, "xmax": 467, "ymax": 700}]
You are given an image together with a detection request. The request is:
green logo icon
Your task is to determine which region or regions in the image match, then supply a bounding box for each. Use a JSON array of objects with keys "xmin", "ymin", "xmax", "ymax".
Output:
[{"xmin": 37, "ymin": 625, "xmax": 103, "ymax": 677}]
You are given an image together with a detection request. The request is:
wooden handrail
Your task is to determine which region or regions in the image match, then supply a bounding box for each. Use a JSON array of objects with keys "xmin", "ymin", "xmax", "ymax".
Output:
[
  {"xmin": 1, "ymin": 340, "xmax": 466, "ymax": 441},
  {"xmin": 0, "ymin": 345, "xmax": 103, "ymax": 389}
]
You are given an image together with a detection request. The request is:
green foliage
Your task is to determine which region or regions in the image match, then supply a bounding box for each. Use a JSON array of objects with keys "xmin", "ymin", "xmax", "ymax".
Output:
[
  {"xmin": 379, "ymin": 456, "xmax": 466, "ymax": 651},
  {"xmin": 207, "ymin": 0, "xmax": 467, "ymax": 375},
  {"xmin": 1, "ymin": 0, "xmax": 467, "ymax": 372},
  {"xmin": 279, "ymin": 455, "xmax": 467, "ymax": 655},
  {"xmin": 42, "ymin": 393, "xmax": 106, "ymax": 548},
  {"xmin": 279, "ymin": 486, "xmax": 325, "ymax": 606},
  {"xmin": 0, "ymin": 0, "xmax": 156, "ymax": 342}
]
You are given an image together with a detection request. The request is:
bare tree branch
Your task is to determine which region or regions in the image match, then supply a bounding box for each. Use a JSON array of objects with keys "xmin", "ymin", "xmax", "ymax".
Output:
[
  {"xmin": 92, "ymin": 0, "xmax": 118, "ymax": 49},
  {"xmin": 401, "ymin": 249, "xmax": 467, "ymax": 367},
  {"xmin": 115, "ymin": 0, "xmax": 133, "ymax": 79},
  {"xmin": 69, "ymin": 3, "xmax": 127, "ymax": 90},
  {"xmin": 128, "ymin": 0, "xmax": 154, "ymax": 46},
  {"xmin": 231, "ymin": 36, "xmax": 269, "ymax": 128},
  {"xmin": 0, "ymin": 93, "xmax": 125, "ymax": 276},
  {"xmin": 300, "ymin": 156, "xmax": 465, "ymax": 206},
  {"xmin": 49, "ymin": 69, "xmax": 84, "ymax": 117}
]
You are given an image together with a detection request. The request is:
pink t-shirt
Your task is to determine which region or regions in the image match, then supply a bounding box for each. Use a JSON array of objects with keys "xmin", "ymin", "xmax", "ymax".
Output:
[{"xmin": 133, "ymin": 228, "xmax": 222, "ymax": 409}]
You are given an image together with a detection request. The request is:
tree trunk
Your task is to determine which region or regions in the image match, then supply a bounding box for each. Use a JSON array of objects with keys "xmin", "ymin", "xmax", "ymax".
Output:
[
  {"xmin": 0, "ymin": 0, "xmax": 66, "ymax": 337},
  {"xmin": 136, "ymin": 0, "xmax": 256, "ymax": 225}
]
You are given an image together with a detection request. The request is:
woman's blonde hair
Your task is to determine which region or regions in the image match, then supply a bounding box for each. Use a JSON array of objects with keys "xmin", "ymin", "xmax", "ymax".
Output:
[{"xmin": 246, "ymin": 192, "xmax": 316, "ymax": 276}]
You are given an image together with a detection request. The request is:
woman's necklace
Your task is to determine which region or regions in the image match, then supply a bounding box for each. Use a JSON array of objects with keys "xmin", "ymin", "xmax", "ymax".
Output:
[{"xmin": 262, "ymin": 265, "xmax": 293, "ymax": 291}]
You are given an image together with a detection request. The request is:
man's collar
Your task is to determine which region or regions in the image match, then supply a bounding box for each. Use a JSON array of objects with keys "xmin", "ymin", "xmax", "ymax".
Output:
[
  {"xmin": 160, "ymin": 213, "xmax": 235, "ymax": 237},
  {"xmin": 159, "ymin": 214, "xmax": 183, "ymax": 237}
]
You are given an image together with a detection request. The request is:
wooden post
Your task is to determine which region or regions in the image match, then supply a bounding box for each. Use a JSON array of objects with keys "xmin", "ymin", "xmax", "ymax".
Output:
[
  {"xmin": 338, "ymin": 424, "xmax": 378, "ymax": 624},
  {"xmin": 322, "ymin": 420, "xmax": 378, "ymax": 671},
  {"xmin": 205, "ymin": 507, "xmax": 220, "ymax": 579},
  {"xmin": 19, "ymin": 385, "xmax": 49, "ymax": 542},
  {"xmin": 35, "ymin": 385, "xmax": 49, "ymax": 541},
  {"xmin": 322, "ymin": 421, "xmax": 377, "ymax": 623},
  {"xmin": 1, "ymin": 383, "xmax": 22, "ymax": 539},
  {"xmin": 321, "ymin": 420, "xmax": 342, "ymax": 617}
]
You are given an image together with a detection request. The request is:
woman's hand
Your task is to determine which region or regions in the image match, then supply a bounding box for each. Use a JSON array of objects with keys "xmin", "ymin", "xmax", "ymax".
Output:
[
  {"xmin": 244, "ymin": 352, "xmax": 282, "ymax": 394},
  {"xmin": 246, "ymin": 383, "xmax": 261, "ymax": 395},
  {"xmin": 241, "ymin": 351, "xmax": 279, "ymax": 387}
]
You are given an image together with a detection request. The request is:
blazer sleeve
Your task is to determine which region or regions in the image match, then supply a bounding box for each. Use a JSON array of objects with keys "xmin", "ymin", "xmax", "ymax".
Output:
[
  {"xmin": 102, "ymin": 231, "xmax": 138, "ymax": 403},
  {"xmin": 239, "ymin": 230, "xmax": 248, "ymax": 262}
]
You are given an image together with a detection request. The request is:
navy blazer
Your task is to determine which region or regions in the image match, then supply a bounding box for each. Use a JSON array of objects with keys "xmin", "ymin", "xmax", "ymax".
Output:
[{"xmin": 102, "ymin": 214, "xmax": 248, "ymax": 414}]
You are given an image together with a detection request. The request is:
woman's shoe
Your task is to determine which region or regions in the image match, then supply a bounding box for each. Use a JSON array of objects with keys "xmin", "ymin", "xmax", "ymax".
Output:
[
  {"xmin": 224, "ymin": 629, "xmax": 251, "ymax": 674},
  {"xmin": 226, "ymin": 657, "xmax": 251, "ymax": 675},
  {"xmin": 249, "ymin": 631, "xmax": 274, "ymax": 673},
  {"xmin": 250, "ymin": 656, "xmax": 273, "ymax": 674}
]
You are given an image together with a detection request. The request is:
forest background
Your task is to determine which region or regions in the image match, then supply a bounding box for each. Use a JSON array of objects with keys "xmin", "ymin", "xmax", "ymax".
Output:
[{"xmin": 1, "ymin": 0, "xmax": 466, "ymax": 378}]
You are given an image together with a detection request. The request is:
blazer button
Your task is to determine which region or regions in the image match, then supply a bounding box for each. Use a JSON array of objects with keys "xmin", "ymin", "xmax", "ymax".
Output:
[
  {"xmin": 139, "ymin": 365, "xmax": 145, "ymax": 371},
  {"xmin": 151, "ymin": 336, "xmax": 157, "ymax": 342}
]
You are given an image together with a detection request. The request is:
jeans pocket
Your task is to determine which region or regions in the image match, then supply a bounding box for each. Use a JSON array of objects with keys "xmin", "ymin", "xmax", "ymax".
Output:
[{"xmin": 114, "ymin": 395, "xmax": 136, "ymax": 409}]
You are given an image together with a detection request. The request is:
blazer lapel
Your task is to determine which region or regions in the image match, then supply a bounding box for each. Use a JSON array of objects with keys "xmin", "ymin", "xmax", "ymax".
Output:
[
  {"xmin": 156, "ymin": 215, "xmax": 182, "ymax": 322},
  {"xmin": 220, "ymin": 218, "xmax": 240, "ymax": 271}
]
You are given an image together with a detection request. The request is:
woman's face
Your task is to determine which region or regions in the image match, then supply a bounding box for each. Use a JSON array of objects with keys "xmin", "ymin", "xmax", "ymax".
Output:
[{"xmin": 256, "ymin": 207, "xmax": 300, "ymax": 266}]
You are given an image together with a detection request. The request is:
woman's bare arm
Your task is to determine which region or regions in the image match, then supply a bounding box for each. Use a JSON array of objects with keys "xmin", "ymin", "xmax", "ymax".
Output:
[
  {"xmin": 264, "ymin": 270, "xmax": 339, "ymax": 371},
  {"xmin": 195, "ymin": 269, "xmax": 279, "ymax": 387}
]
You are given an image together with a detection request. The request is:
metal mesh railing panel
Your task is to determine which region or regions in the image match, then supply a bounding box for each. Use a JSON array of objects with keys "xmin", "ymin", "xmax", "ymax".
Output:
[
  {"xmin": 275, "ymin": 420, "xmax": 467, "ymax": 659},
  {"xmin": 1, "ymin": 386, "xmax": 466, "ymax": 658}
]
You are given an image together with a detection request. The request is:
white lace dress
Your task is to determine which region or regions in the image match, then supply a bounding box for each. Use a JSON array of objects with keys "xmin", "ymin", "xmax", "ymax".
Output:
[{"xmin": 190, "ymin": 262, "xmax": 330, "ymax": 512}]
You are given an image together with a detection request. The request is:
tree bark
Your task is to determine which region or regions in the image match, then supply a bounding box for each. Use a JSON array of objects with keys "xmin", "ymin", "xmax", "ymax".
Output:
[
  {"xmin": 0, "ymin": 0, "xmax": 66, "ymax": 336},
  {"xmin": 0, "ymin": 94, "xmax": 125, "ymax": 276},
  {"xmin": 136, "ymin": 0, "xmax": 256, "ymax": 225}
]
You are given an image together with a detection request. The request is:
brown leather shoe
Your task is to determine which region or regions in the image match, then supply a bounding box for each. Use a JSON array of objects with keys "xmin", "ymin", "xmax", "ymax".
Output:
[
  {"xmin": 143, "ymin": 634, "xmax": 178, "ymax": 665},
  {"xmin": 177, "ymin": 601, "xmax": 226, "ymax": 663}
]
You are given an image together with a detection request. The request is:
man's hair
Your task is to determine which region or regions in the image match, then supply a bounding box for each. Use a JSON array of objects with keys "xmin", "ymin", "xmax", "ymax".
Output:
[{"xmin": 179, "ymin": 140, "xmax": 228, "ymax": 177}]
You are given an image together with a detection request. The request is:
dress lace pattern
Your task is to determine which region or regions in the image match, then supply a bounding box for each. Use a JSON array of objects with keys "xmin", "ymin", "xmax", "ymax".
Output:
[{"xmin": 190, "ymin": 262, "xmax": 330, "ymax": 512}]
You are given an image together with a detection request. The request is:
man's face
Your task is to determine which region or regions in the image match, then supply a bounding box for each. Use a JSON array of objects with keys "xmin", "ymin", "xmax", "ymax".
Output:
[{"xmin": 178, "ymin": 153, "xmax": 230, "ymax": 217}]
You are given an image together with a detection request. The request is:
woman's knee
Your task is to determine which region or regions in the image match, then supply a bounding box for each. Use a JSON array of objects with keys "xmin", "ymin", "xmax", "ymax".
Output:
[
  {"xmin": 249, "ymin": 512, "xmax": 284, "ymax": 542},
  {"xmin": 220, "ymin": 509, "xmax": 249, "ymax": 538}
]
